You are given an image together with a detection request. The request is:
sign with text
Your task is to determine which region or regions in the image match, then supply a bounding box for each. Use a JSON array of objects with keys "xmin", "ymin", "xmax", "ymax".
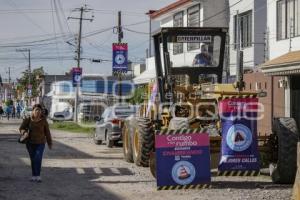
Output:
[
  {"xmin": 112, "ymin": 43, "xmax": 128, "ymax": 73},
  {"xmin": 72, "ymin": 67, "xmax": 82, "ymax": 87},
  {"xmin": 218, "ymin": 98, "xmax": 260, "ymax": 175},
  {"xmin": 155, "ymin": 129, "xmax": 211, "ymax": 190},
  {"xmin": 177, "ymin": 36, "xmax": 212, "ymax": 43}
]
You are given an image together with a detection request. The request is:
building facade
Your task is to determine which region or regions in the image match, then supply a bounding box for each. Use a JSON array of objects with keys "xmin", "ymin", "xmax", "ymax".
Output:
[
  {"xmin": 228, "ymin": 0, "xmax": 267, "ymax": 76},
  {"xmin": 151, "ymin": 0, "xmax": 229, "ymax": 68},
  {"xmin": 261, "ymin": 0, "xmax": 300, "ymax": 128},
  {"xmin": 135, "ymin": 0, "xmax": 229, "ymax": 85}
]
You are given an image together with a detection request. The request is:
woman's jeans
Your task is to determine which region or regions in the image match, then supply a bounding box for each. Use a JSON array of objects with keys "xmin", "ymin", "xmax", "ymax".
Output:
[{"xmin": 26, "ymin": 143, "xmax": 45, "ymax": 176}]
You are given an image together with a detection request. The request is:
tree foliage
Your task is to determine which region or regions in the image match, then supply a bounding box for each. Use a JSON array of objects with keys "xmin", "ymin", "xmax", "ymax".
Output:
[
  {"xmin": 128, "ymin": 86, "xmax": 147, "ymax": 105},
  {"xmin": 18, "ymin": 67, "xmax": 44, "ymax": 98}
]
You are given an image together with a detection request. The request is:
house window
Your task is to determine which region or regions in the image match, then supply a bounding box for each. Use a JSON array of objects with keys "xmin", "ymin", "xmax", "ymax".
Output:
[
  {"xmin": 277, "ymin": 0, "xmax": 300, "ymax": 40},
  {"xmin": 234, "ymin": 10, "xmax": 252, "ymax": 48},
  {"xmin": 187, "ymin": 4, "xmax": 200, "ymax": 51},
  {"xmin": 173, "ymin": 11, "xmax": 184, "ymax": 55}
]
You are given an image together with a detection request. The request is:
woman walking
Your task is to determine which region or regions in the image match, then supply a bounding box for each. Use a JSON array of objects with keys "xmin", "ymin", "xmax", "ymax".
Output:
[{"xmin": 19, "ymin": 104, "xmax": 52, "ymax": 182}]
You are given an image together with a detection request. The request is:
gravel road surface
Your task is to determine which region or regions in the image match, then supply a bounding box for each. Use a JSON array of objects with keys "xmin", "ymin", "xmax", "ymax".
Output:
[{"xmin": 0, "ymin": 119, "xmax": 292, "ymax": 200}]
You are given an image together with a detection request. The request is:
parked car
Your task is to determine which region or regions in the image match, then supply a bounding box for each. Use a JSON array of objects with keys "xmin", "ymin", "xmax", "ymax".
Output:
[
  {"xmin": 50, "ymin": 102, "xmax": 73, "ymax": 121},
  {"xmin": 94, "ymin": 105, "xmax": 137, "ymax": 147}
]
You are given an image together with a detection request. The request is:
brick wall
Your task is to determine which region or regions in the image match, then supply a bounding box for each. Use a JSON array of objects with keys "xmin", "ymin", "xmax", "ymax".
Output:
[{"xmin": 244, "ymin": 72, "xmax": 285, "ymax": 135}]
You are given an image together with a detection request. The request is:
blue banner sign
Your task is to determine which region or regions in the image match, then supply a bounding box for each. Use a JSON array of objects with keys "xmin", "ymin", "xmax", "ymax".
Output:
[
  {"xmin": 218, "ymin": 98, "xmax": 260, "ymax": 176},
  {"xmin": 112, "ymin": 43, "xmax": 128, "ymax": 73},
  {"xmin": 155, "ymin": 129, "xmax": 211, "ymax": 190},
  {"xmin": 72, "ymin": 67, "xmax": 82, "ymax": 87}
]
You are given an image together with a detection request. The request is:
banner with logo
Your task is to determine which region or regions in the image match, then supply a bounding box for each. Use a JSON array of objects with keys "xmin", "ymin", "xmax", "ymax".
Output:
[
  {"xmin": 155, "ymin": 129, "xmax": 211, "ymax": 190},
  {"xmin": 218, "ymin": 98, "xmax": 260, "ymax": 175},
  {"xmin": 72, "ymin": 67, "xmax": 82, "ymax": 87},
  {"xmin": 112, "ymin": 43, "xmax": 128, "ymax": 73}
]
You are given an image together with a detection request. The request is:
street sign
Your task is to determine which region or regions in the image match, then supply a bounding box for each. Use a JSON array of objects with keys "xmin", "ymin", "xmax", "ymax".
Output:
[
  {"xmin": 72, "ymin": 67, "xmax": 82, "ymax": 87},
  {"xmin": 155, "ymin": 129, "xmax": 211, "ymax": 190},
  {"xmin": 218, "ymin": 97, "xmax": 260, "ymax": 176},
  {"xmin": 112, "ymin": 43, "xmax": 128, "ymax": 73},
  {"xmin": 27, "ymin": 84, "xmax": 32, "ymax": 89},
  {"xmin": 27, "ymin": 89, "xmax": 32, "ymax": 97}
]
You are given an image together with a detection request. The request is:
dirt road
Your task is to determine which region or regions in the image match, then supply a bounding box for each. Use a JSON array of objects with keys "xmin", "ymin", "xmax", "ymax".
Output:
[{"xmin": 0, "ymin": 119, "xmax": 292, "ymax": 200}]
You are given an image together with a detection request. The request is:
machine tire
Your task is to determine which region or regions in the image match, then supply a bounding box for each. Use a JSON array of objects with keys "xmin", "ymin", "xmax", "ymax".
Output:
[
  {"xmin": 271, "ymin": 117, "xmax": 299, "ymax": 184},
  {"xmin": 122, "ymin": 120, "xmax": 134, "ymax": 163},
  {"xmin": 132, "ymin": 118, "xmax": 154, "ymax": 167},
  {"xmin": 149, "ymin": 151, "xmax": 156, "ymax": 178}
]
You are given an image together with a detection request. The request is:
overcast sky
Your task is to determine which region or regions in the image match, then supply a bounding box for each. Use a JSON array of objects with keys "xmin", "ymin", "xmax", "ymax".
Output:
[{"xmin": 0, "ymin": 0, "xmax": 175, "ymax": 81}]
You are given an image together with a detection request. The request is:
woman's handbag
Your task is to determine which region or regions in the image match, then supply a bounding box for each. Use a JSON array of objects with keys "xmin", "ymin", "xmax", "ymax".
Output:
[{"xmin": 18, "ymin": 118, "xmax": 31, "ymax": 144}]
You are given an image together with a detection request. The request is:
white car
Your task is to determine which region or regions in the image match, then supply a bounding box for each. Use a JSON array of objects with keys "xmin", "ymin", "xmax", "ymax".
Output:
[{"xmin": 50, "ymin": 102, "xmax": 73, "ymax": 121}]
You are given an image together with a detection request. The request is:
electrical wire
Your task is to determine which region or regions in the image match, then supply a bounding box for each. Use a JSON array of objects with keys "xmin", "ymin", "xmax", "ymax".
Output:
[{"xmin": 123, "ymin": 27, "xmax": 148, "ymax": 35}]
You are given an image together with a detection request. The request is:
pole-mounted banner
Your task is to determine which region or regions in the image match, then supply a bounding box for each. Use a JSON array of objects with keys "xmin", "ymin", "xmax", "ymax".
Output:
[
  {"xmin": 112, "ymin": 43, "xmax": 128, "ymax": 73},
  {"xmin": 218, "ymin": 97, "xmax": 260, "ymax": 176},
  {"xmin": 72, "ymin": 67, "xmax": 82, "ymax": 87}
]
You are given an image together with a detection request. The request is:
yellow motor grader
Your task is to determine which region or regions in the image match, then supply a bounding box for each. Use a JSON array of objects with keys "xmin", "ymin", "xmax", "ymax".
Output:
[{"xmin": 122, "ymin": 27, "xmax": 298, "ymax": 184}]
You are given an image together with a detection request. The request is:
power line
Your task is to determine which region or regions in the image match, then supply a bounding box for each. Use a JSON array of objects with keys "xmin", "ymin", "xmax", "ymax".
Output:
[
  {"xmin": 4, "ymin": 0, "xmax": 48, "ymax": 34},
  {"xmin": 123, "ymin": 27, "xmax": 148, "ymax": 35}
]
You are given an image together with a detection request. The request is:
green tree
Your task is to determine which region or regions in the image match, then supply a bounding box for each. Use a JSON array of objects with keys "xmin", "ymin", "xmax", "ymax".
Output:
[
  {"xmin": 128, "ymin": 86, "xmax": 147, "ymax": 104},
  {"xmin": 18, "ymin": 67, "xmax": 44, "ymax": 98}
]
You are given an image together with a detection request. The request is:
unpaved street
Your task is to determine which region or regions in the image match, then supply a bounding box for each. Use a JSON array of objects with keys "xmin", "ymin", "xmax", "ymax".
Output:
[{"xmin": 0, "ymin": 119, "xmax": 292, "ymax": 200}]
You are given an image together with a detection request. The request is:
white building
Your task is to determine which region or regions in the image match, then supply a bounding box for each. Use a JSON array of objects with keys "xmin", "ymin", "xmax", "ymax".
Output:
[
  {"xmin": 134, "ymin": 0, "xmax": 229, "ymax": 84},
  {"xmin": 261, "ymin": 0, "xmax": 300, "ymax": 126},
  {"xmin": 228, "ymin": 0, "xmax": 267, "ymax": 76}
]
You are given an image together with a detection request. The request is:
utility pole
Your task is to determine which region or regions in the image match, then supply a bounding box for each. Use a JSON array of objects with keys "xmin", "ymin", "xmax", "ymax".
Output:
[
  {"xmin": 7, "ymin": 67, "xmax": 11, "ymax": 100},
  {"xmin": 8, "ymin": 67, "xmax": 11, "ymax": 85},
  {"xmin": 16, "ymin": 48, "xmax": 31, "ymax": 105},
  {"xmin": 117, "ymin": 11, "xmax": 123, "ymax": 104},
  {"xmin": 146, "ymin": 10, "xmax": 156, "ymax": 58},
  {"xmin": 68, "ymin": 5, "xmax": 93, "ymax": 123}
]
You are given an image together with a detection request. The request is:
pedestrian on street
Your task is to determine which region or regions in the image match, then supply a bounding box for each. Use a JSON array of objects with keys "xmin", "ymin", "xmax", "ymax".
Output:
[
  {"xmin": 0, "ymin": 106, "xmax": 3, "ymax": 119},
  {"xmin": 19, "ymin": 104, "xmax": 52, "ymax": 182},
  {"xmin": 16, "ymin": 104, "xmax": 21, "ymax": 119},
  {"xmin": 6, "ymin": 105, "xmax": 11, "ymax": 120},
  {"xmin": 12, "ymin": 106, "xmax": 16, "ymax": 119}
]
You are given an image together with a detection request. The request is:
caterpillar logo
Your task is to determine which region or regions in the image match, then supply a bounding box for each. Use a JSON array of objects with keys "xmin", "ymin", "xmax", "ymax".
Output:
[
  {"xmin": 157, "ymin": 184, "xmax": 211, "ymax": 190},
  {"xmin": 217, "ymin": 170, "xmax": 260, "ymax": 176},
  {"xmin": 177, "ymin": 36, "xmax": 212, "ymax": 43}
]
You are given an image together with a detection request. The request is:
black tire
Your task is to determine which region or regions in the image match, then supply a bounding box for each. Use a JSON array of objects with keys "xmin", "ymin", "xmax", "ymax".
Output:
[
  {"xmin": 271, "ymin": 117, "xmax": 299, "ymax": 184},
  {"xmin": 94, "ymin": 138, "xmax": 102, "ymax": 145},
  {"xmin": 122, "ymin": 120, "xmax": 134, "ymax": 163},
  {"xmin": 132, "ymin": 118, "xmax": 154, "ymax": 167},
  {"xmin": 149, "ymin": 151, "xmax": 156, "ymax": 178},
  {"xmin": 93, "ymin": 133, "xmax": 102, "ymax": 145}
]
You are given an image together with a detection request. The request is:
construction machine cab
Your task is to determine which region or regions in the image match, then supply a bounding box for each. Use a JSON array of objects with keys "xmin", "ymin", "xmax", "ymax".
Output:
[{"xmin": 153, "ymin": 27, "xmax": 228, "ymax": 103}]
